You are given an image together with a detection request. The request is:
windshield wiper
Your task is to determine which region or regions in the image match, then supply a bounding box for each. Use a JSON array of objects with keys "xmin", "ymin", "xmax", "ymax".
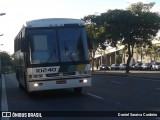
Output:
[{"xmin": 46, "ymin": 48, "xmax": 57, "ymax": 63}]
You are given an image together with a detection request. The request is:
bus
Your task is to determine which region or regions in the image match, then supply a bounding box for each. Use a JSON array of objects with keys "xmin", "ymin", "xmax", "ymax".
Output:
[{"xmin": 14, "ymin": 18, "xmax": 91, "ymax": 94}]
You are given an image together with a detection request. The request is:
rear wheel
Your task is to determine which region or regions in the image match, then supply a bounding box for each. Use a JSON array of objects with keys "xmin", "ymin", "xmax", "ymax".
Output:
[{"xmin": 74, "ymin": 87, "xmax": 82, "ymax": 95}]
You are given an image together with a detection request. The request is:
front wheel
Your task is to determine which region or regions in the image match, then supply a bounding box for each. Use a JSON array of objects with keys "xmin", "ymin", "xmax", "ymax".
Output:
[
  {"xmin": 74, "ymin": 87, "xmax": 82, "ymax": 95},
  {"xmin": 19, "ymin": 82, "xmax": 24, "ymax": 89}
]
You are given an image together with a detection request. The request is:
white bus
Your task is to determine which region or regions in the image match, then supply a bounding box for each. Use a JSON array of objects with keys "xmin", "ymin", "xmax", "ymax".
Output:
[{"xmin": 14, "ymin": 18, "xmax": 91, "ymax": 94}]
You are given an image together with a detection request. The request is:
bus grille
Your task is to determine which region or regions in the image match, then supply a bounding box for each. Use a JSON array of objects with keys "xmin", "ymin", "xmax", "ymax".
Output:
[
  {"xmin": 46, "ymin": 73, "xmax": 59, "ymax": 77},
  {"xmin": 46, "ymin": 72, "xmax": 76, "ymax": 77},
  {"xmin": 63, "ymin": 72, "xmax": 75, "ymax": 76}
]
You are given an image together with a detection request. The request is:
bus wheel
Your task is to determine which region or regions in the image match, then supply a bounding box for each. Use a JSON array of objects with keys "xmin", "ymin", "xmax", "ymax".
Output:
[
  {"xmin": 16, "ymin": 71, "xmax": 19, "ymax": 81},
  {"xmin": 23, "ymin": 73, "xmax": 29, "ymax": 92},
  {"xmin": 19, "ymin": 82, "xmax": 24, "ymax": 89},
  {"xmin": 74, "ymin": 87, "xmax": 82, "ymax": 95}
]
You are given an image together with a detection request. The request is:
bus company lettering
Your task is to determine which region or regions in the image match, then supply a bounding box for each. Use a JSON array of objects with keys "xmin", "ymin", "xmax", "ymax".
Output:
[{"xmin": 36, "ymin": 67, "xmax": 56, "ymax": 73}]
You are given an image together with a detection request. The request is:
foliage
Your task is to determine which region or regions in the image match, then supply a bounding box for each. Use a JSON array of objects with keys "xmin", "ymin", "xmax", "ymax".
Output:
[
  {"xmin": 0, "ymin": 52, "xmax": 13, "ymax": 65},
  {"xmin": 91, "ymin": 3, "xmax": 159, "ymax": 73},
  {"xmin": 82, "ymin": 15, "xmax": 106, "ymax": 71},
  {"xmin": 83, "ymin": 15, "xmax": 106, "ymax": 51},
  {"xmin": 127, "ymin": 2, "xmax": 155, "ymax": 14},
  {"xmin": 145, "ymin": 44, "xmax": 160, "ymax": 61},
  {"xmin": 83, "ymin": 2, "xmax": 160, "ymax": 73}
]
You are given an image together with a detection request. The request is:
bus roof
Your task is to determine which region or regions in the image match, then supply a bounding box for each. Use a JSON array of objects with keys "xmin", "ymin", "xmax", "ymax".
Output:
[{"xmin": 25, "ymin": 18, "xmax": 85, "ymax": 28}]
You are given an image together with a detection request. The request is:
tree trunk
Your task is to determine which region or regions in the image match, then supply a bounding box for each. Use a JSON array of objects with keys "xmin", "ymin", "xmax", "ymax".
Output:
[
  {"xmin": 126, "ymin": 54, "xmax": 132, "ymax": 73},
  {"xmin": 126, "ymin": 43, "xmax": 135, "ymax": 74},
  {"xmin": 126, "ymin": 44, "xmax": 132, "ymax": 74},
  {"xmin": 91, "ymin": 50, "xmax": 95, "ymax": 72}
]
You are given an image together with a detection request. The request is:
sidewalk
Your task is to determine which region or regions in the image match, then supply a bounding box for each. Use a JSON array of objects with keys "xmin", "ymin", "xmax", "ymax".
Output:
[{"xmin": 92, "ymin": 70, "xmax": 160, "ymax": 80}]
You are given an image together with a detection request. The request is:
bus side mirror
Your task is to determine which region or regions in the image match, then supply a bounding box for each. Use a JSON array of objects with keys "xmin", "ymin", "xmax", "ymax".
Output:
[
  {"xmin": 87, "ymin": 37, "xmax": 93, "ymax": 50},
  {"xmin": 21, "ymin": 38, "xmax": 26, "ymax": 52}
]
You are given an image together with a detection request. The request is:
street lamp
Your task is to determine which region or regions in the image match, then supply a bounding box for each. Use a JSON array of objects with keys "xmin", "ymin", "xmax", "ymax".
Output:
[
  {"xmin": 0, "ymin": 13, "xmax": 5, "ymax": 37},
  {"xmin": 0, "ymin": 39, "xmax": 4, "ymax": 77},
  {"xmin": 0, "ymin": 13, "xmax": 6, "ymax": 15}
]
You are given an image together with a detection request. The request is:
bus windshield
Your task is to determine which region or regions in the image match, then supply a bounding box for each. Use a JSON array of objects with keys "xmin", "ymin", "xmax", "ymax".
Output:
[{"xmin": 28, "ymin": 27, "xmax": 89, "ymax": 64}]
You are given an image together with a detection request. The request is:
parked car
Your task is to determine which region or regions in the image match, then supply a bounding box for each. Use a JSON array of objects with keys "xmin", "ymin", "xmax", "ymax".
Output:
[
  {"xmin": 119, "ymin": 63, "xmax": 127, "ymax": 70},
  {"xmin": 129, "ymin": 63, "xmax": 135, "ymax": 70},
  {"xmin": 151, "ymin": 62, "xmax": 160, "ymax": 70},
  {"xmin": 110, "ymin": 64, "xmax": 119, "ymax": 70},
  {"xmin": 149, "ymin": 61, "xmax": 155, "ymax": 70},
  {"xmin": 141, "ymin": 63, "xmax": 150, "ymax": 70},
  {"xmin": 99, "ymin": 64, "xmax": 111, "ymax": 70},
  {"xmin": 134, "ymin": 62, "xmax": 143, "ymax": 70}
]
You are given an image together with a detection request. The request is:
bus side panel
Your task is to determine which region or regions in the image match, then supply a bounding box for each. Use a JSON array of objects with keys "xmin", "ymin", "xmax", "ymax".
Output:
[{"xmin": 15, "ymin": 52, "xmax": 26, "ymax": 88}]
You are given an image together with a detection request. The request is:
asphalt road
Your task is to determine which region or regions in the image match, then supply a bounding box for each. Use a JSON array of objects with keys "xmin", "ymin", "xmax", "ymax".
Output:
[{"xmin": 1, "ymin": 73, "xmax": 160, "ymax": 120}]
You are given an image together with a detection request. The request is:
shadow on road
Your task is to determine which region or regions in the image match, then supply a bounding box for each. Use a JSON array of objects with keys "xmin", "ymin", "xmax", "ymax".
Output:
[{"xmin": 28, "ymin": 89, "xmax": 83, "ymax": 100}]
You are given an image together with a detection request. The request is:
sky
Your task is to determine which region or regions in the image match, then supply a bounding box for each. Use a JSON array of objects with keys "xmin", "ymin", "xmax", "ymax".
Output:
[{"xmin": 0, "ymin": 0, "xmax": 159, "ymax": 54}]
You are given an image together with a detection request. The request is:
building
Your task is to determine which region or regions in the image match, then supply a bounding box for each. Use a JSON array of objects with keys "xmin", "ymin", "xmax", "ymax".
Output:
[
  {"xmin": 94, "ymin": 45, "xmax": 125, "ymax": 68},
  {"xmin": 94, "ymin": 39, "xmax": 160, "ymax": 69}
]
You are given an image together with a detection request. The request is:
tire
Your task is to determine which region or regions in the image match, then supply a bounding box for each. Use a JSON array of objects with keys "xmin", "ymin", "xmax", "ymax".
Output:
[
  {"xmin": 23, "ymin": 72, "xmax": 29, "ymax": 92},
  {"xmin": 74, "ymin": 87, "xmax": 82, "ymax": 95},
  {"xmin": 16, "ymin": 71, "xmax": 19, "ymax": 81},
  {"xmin": 19, "ymin": 82, "xmax": 24, "ymax": 89}
]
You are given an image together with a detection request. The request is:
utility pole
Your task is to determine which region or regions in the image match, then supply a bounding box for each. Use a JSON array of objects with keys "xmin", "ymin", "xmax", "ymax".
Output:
[{"xmin": 0, "ymin": 12, "xmax": 6, "ymax": 77}]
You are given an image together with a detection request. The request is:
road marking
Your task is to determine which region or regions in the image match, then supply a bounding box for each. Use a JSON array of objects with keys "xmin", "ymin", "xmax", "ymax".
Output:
[
  {"xmin": 110, "ymin": 81, "xmax": 122, "ymax": 85},
  {"xmin": 1, "ymin": 75, "xmax": 10, "ymax": 120},
  {"xmin": 156, "ymin": 88, "xmax": 160, "ymax": 90},
  {"xmin": 150, "ymin": 80, "xmax": 160, "ymax": 82},
  {"xmin": 87, "ymin": 93, "xmax": 104, "ymax": 100}
]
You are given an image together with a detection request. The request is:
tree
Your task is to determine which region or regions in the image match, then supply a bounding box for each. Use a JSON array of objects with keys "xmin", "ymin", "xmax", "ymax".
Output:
[
  {"xmin": 146, "ymin": 44, "xmax": 160, "ymax": 61},
  {"xmin": 99, "ymin": 2, "xmax": 160, "ymax": 73},
  {"xmin": 0, "ymin": 51, "xmax": 14, "ymax": 73},
  {"xmin": 82, "ymin": 15, "xmax": 106, "ymax": 71},
  {"xmin": 127, "ymin": 2, "xmax": 155, "ymax": 14}
]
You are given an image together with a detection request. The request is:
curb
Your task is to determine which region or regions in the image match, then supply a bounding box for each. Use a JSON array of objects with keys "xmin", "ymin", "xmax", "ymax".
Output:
[{"xmin": 92, "ymin": 72, "xmax": 160, "ymax": 80}]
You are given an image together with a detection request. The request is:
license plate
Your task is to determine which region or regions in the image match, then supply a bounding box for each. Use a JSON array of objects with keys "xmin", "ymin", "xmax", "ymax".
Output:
[{"xmin": 56, "ymin": 80, "xmax": 66, "ymax": 84}]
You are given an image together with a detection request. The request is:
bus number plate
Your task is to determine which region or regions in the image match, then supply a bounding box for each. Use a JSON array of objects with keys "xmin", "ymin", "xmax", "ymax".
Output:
[{"xmin": 56, "ymin": 80, "xmax": 66, "ymax": 84}]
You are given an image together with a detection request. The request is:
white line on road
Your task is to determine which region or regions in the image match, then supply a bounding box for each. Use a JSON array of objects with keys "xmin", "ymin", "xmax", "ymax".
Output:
[
  {"xmin": 151, "ymin": 80, "xmax": 160, "ymax": 82},
  {"xmin": 1, "ymin": 75, "xmax": 10, "ymax": 120},
  {"xmin": 87, "ymin": 93, "xmax": 104, "ymax": 100},
  {"xmin": 109, "ymin": 81, "xmax": 123, "ymax": 85}
]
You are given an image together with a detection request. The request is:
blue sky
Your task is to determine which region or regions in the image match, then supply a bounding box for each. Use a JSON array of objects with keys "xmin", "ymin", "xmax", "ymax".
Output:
[{"xmin": 0, "ymin": 0, "xmax": 159, "ymax": 54}]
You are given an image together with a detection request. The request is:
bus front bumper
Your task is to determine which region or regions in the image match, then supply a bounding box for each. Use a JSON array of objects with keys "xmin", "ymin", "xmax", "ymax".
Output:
[{"xmin": 27, "ymin": 77, "xmax": 91, "ymax": 92}]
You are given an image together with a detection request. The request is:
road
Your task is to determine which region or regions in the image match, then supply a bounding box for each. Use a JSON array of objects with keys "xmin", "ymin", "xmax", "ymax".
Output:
[{"xmin": 1, "ymin": 73, "xmax": 160, "ymax": 120}]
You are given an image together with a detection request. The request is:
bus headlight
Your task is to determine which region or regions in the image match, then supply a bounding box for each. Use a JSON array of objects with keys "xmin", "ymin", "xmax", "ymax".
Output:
[
  {"xmin": 34, "ymin": 83, "xmax": 39, "ymax": 87},
  {"xmin": 83, "ymin": 79, "xmax": 88, "ymax": 83},
  {"xmin": 79, "ymin": 79, "xmax": 88, "ymax": 83},
  {"xmin": 34, "ymin": 83, "xmax": 43, "ymax": 87}
]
